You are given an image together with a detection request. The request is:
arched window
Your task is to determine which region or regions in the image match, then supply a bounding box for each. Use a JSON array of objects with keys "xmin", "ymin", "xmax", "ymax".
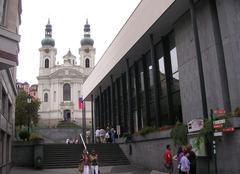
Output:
[
  {"xmin": 45, "ymin": 59, "xmax": 49, "ymax": 68},
  {"xmin": 44, "ymin": 93, "xmax": 48, "ymax": 102},
  {"xmin": 63, "ymin": 83, "xmax": 71, "ymax": 101},
  {"xmin": 85, "ymin": 58, "xmax": 90, "ymax": 68}
]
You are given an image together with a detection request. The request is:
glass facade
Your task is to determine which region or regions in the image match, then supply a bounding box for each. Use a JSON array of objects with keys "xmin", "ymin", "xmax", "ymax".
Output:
[{"xmin": 93, "ymin": 31, "xmax": 182, "ymax": 134}]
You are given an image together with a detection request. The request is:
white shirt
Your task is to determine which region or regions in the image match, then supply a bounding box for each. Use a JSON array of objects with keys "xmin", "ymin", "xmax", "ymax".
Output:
[
  {"xmin": 95, "ymin": 129, "xmax": 100, "ymax": 137},
  {"xmin": 180, "ymin": 155, "xmax": 190, "ymax": 172}
]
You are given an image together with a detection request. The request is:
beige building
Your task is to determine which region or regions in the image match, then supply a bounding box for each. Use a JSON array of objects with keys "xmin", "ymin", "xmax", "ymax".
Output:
[
  {"xmin": 0, "ymin": 0, "xmax": 22, "ymax": 174},
  {"xmin": 37, "ymin": 20, "xmax": 95, "ymax": 127}
]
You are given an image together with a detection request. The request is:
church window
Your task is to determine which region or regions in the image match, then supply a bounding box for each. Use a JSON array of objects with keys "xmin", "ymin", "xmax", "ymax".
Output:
[
  {"xmin": 85, "ymin": 58, "xmax": 90, "ymax": 68},
  {"xmin": 45, "ymin": 59, "xmax": 49, "ymax": 68},
  {"xmin": 44, "ymin": 93, "xmax": 48, "ymax": 102},
  {"xmin": 63, "ymin": 83, "xmax": 71, "ymax": 101}
]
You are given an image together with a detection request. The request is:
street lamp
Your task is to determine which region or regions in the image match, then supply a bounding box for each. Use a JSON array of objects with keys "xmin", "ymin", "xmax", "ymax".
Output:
[{"xmin": 27, "ymin": 94, "xmax": 32, "ymax": 135}]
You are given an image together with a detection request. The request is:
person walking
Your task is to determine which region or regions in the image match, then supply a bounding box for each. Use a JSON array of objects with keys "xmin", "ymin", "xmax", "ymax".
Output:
[
  {"xmin": 187, "ymin": 144, "xmax": 196, "ymax": 174},
  {"xmin": 82, "ymin": 149, "xmax": 90, "ymax": 174},
  {"xmin": 95, "ymin": 128, "xmax": 100, "ymax": 144},
  {"xmin": 179, "ymin": 151, "xmax": 190, "ymax": 174},
  {"xmin": 163, "ymin": 144, "xmax": 173, "ymax": 174},
  {"xmin": 173, "ymin": 146, "xmax": 185, "ymax": 174},
  {"xmin": 90, "ymin": 150, "xmax": 99, "ymax": 174}
]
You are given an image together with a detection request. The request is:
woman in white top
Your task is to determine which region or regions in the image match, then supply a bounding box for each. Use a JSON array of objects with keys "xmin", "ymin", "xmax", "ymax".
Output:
[{"xmin": 180, "ymin": 152, "xmax": 190, "ymax": 174}]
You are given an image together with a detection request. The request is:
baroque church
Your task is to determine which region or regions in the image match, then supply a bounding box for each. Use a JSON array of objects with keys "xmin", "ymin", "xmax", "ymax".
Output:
[{"xmin": 37, "ymin": 19, "xmax": 95, "ymax": 127}]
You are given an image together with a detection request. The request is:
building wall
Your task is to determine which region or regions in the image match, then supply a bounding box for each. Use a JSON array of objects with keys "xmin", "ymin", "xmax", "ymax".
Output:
[
  {"xmin": 0, "ymin": 0, "xmax": 21, "ymax": 174},
  {"xmin": 216, "ymin": 0, "xmax": 240, "ymax": 110}
]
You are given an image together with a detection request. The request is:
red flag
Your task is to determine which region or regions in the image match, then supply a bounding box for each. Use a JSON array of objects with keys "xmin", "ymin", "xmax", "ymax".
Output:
[
  {"xmin": 78, "ymin": 97, "xmax": 83, "ymax": 109},
  {"xmin": 78, "ymin": 96, "xmax": 85, "ymax": 109}
]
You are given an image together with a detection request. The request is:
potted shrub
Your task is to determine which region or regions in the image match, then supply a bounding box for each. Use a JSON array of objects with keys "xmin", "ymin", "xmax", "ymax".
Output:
[{"xmin": 29, "ymin": 132, "xmax": 44, "ymax": 144}]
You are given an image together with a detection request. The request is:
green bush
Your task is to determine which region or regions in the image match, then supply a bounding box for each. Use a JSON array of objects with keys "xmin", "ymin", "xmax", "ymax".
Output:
[
  {"xmin": 170, "ymin": 122, "xmax": 188, "ymax": 146},
  {"xmin": 138, "ymin": 127, "xmax": 158, "ymax": 136},
  {"xmin": 19, "ymin": 130, "xmax": 30, "ymax": 141},
  {"xmin": 29, "ymin": 132, "xmax": 43, "ymax": 142},
  {"xmin": 56, "ymin": 122, "xmax": 81, "ymax": 128}
]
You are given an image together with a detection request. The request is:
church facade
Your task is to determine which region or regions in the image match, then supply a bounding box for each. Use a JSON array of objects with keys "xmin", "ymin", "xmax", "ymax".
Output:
[{"xmin": 37, "ymin": 20, "xmax": 95, "ymax": 127}]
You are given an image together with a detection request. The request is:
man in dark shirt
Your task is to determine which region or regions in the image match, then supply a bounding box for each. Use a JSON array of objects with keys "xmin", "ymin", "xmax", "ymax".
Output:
[{"xmin": 187, "ymin": 144, "xmax": 197, "ymax": 174}]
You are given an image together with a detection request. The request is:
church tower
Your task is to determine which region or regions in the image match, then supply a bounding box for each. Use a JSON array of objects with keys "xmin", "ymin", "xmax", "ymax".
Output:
[
  {"xmin": 79, "ymin": 19, "xmax": 95, "ymax": 71},
  {"xmin": 37, "ymin": 19, "xmax": 95, "ymax": 128},
  {"xmin": 39, "ymin": 19, "xmax": 57, "ymax": 76}
]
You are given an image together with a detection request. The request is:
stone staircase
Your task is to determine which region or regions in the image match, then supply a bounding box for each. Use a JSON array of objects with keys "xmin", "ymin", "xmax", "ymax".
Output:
[{"xmin": 42, "ymin": 143, "xmax": 130, "ymax": 169}]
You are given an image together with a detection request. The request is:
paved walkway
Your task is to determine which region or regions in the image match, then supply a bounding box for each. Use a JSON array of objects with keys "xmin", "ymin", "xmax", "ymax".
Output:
[{"xmin": 10, "ymin": 165, "xmax": 167, "ymax": 174}]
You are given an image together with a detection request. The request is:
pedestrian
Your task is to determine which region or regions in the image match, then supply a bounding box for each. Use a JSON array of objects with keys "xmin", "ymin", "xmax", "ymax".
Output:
[
  {"xmin": 179, "ymin": 151, "xmax": 190, "ymax": 174},
  {"xmin": 90, "ymin": 150, "xmax": 99, "ymax": 174},
  {"xmin": 99, "ymin": 128, "xmax": 106, "ymax": 143},
  {"xmin": 186, "ymin": 144, "xmax": 196, "ymax": 174},
  {"xmin": 110, "ymin": 127, "xmax": 116, "ymax": 143},
  {"xmin": 173, "ymin": 146, "xmax": 185, "ymax": 174},
  {"xmin": 95, "ymin": 127, "xmax": 100, "ymax": 144},
  {"xmin": 82, "ymin": 149, "xmax": 90, "ymax": 174},
  {"xmin": 163, "ymin": 144, "xmax": 173, "ymax": 174}
]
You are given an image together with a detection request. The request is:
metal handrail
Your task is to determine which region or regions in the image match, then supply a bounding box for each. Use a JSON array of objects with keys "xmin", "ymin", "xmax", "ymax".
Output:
[{"xmin": 79, "ymin": 133, "xmax": 87, "ymax": 150}]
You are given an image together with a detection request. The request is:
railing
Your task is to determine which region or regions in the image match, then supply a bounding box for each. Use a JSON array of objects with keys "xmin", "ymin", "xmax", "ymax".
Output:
[{"xmin": 79, "ymin": 133, "xmax": 87, "ymax": 150}]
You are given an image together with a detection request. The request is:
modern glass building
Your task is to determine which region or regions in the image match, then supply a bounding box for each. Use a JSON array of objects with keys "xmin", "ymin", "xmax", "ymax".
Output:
[{"xmin": 83, "ymin": 0, "xmax": 240, "ymax": 173}]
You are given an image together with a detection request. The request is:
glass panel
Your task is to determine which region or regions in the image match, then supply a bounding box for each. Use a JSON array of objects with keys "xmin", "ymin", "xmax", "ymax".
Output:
[
  {"xmin": 158, "ymin": 57, "xmax": 165, "ymax": 80},
  {"xmin": 140, "ymin": 72, "xmax": 144, "ymax": 91},
  {"xmin": 148, "ymin": 65, "xmax": 153, "ymax": 87},
  {"xmin": 170, "ymin": 47, "xmax": 178, "ymax": 75},
  {"xmin": 130, "ymin": 68, "xmax": 136, "ymax": 97},
  {"xmin": 160, "ymin": 79, "xmax": 167, "ymax": 97},
  {"xmin": 133, "ymin": 110, "xmax": 138, "ymax": 132},
  {"xmin": 172, "ymin": 91, "xmax": 182, "ymax": 122},
  {"xmin": 160, "ymin": 97, "xmax": 169, "ymax": 125},
  {"xmin": 173, "ymin": 72, "xmax": 179, "ymax": 80}
]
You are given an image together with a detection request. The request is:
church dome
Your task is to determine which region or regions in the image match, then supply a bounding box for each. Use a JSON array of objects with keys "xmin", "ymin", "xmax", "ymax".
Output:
[
  {"xmin": 41, "ymin": 19, "xmax": 55, "ymax": 47},
  {"xmin": 81, "ymin": 19, "xmax": 94, "ymax": 46},
  {"xmin": 81, "ymin": 37, "xmax": 94, "ymax": 46},
  {"xmin": 41, "ymin": 37, "xmax": 55, "ymax": 47}
]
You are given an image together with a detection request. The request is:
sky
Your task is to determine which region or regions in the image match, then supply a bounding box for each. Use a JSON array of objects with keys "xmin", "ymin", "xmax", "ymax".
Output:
[{"xmin": 17, "ymin": 0, "xmax": 141, "ymax": 85}]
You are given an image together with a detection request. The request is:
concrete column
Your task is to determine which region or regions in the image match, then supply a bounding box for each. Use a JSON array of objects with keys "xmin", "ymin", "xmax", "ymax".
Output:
[
  {"xmin": 208, "ymin": 0, "xmax": 231, "ymax": 112},
  {"xmin": 149, "ymin": 34, "xmax": 161, "ymax": 127},
  {"xmin": 126, "ymin": 59, "xmax": 134, "ymax": 133},
  {"xmin": 189, "ymin": 0, "xmax": 208, "ymax": 118},
  {"xmin": 134, "ymin": 62, "xmax": 142, "ymax": 130},
  {"xmin": 142, "ymin": 55, "xmax": 151, "ymax": 126},
  {"xmin": 162, "ymin": 36, "xmax": 174, "ymax": 124},
  {"xmin": 110, "ymin": 75, "xmax": 115, "ymax": 127},
  {"xmin": 99, "ymin": 87, "xmax": 103, "ymax": 128},
  {"xmin": 91, "ymin": 94, "xmax": 95, "ymax": 143},
  {"xmin": 0, "ymin": 83, "xmax": 2, "ymax": 115}
]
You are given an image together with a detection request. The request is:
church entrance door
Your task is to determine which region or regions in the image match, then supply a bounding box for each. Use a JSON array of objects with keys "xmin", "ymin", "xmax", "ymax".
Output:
[{"xmin": 64, "ymin": 109, "xmax": 71, "ymax": 121}]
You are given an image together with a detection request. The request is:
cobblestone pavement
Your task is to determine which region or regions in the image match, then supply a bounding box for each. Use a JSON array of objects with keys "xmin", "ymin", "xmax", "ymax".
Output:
[{"xmin": 10, "ymin": 165, "xmax": 167, "ymax": 174}]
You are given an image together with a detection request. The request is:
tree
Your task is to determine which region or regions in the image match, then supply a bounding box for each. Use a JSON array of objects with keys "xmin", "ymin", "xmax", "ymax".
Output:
[{"xmin": 15, "ymin": 91, "xmax": 41, "ymax": 129}]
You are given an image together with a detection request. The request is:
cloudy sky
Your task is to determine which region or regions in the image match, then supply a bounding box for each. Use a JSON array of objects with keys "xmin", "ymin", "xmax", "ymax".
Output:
[{"xmin": 17, "ymin": 0, "xmax": 141, "ymax": 85}]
